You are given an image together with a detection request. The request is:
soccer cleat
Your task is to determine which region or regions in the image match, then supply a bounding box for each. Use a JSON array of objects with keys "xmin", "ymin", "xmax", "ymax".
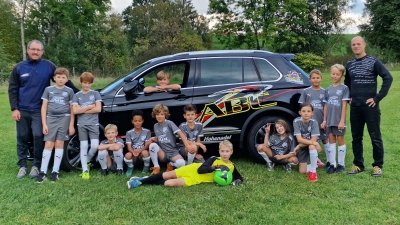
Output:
[
  {"xmin": 325, "ymin": 162, "xmax": 331, "ymax": 172},
  {"xmin": 36, "ymin": 172, "xmax": 47, "ymax": 183},
  {"xmin": 371, "ymin": 166, "xmax": 382, "ymax": 177},
  {"xmin": 150, "ymin": 167, "xmax": 160, "ymax": 175},
  {"xmin": 129, "ymin": 176, "xmax": 148, "ymax": 182},
  {"xmin": 127, "ymin": 179, "xmax": 141, "ymax": 189},
  {"xmin": 327, "ymin": 165, "xmax": 336, "ymax": 174},
  {"xmin": 316, "ymin": 159, "xmax": 325, "ymax": 168},
  {"xmin": 116, "ymin": 169, "xmax": 123, "ymax": 176},
  {"xmin": 142, "ymin": 166, "xmax": 150, "ymax": 173},
  {"xmin": 166, "ymin": 163, "xmax": 174, "ymax": 172},
  {"xmin": 29, "ymin": 166, "xmax": 40, "ymax": 178},
  {"xmin": 336, "ymin": 165, "xmax": 345, "ymax": 173},
  {"xmin": 266, "ymin": 162, "xmax": 275, "ymax": 171},
  {"xmin": 308, "ymin": 172, "xmax": 318, "ymax": 182},
  {"xmin": 101, "ymin": 169, "xmax": 109, "ymax": 176},
  {"xmin": 347, "ymin": 165, "xmax": 364, "ymax": 175},
  {"xmin": 80, "ymin": 171, "xmax": 90, "ymax": 180},
  {"xmin": 51, "ymin": 172, "xmax": 59, "ymax": 182},
  {"xmin": 17, "ymin": 167, "xmax": 27, "ymax": 179},
  {"xmin": 284, "ymin": 164, "xmax": 292, "ymax": 173},
  {"xmin": 125, "ymin": 167, "xmax": 133, "ymax": 177}
]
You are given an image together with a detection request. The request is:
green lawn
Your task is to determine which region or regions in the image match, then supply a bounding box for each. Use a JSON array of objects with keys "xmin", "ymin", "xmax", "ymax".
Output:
[{"xmin": 0, "ymin": 71, "xmax": 399, "ymax": 224}]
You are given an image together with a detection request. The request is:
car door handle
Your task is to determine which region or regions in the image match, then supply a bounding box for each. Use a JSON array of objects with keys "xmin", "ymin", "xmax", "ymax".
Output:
[{"xmin": 174, "ymin": 94, "xmax": 189, "ymax": 100}]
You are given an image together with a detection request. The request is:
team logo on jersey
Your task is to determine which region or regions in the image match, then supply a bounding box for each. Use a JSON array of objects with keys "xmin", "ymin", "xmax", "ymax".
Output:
[
  {"xmin": 162, "ymin": 127, "xmax": 168, "ymax": 133},
  {"xmin": 282, "ymin": 142, "xmax": 287, "ymax": 148},
  {"xmin": 319, "ymin": 94, "xmax": 325, "ymax": 99},
  {"xmin": 90, "ymin": 95, "xmax": 95, "ymax": 101},
  {"xmin": 193, "ymin": 130, "xmax": 198, "ymax": 136},
  {"xmin": 140, "ymin": 135, "xmax": 146, "ymax": 141},
  {"xmin": 336, "ymin": 90, "xmax": 343, "ymax": 96},
  {"xmin": 62, "ymin": 91, "xmax": 68, "ymax": 97}
]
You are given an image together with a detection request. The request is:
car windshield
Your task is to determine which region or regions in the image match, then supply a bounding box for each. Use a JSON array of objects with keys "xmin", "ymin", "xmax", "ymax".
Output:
[{"xmin": 100, "ymin": 62, "xmax": 150, "ymax": 94}]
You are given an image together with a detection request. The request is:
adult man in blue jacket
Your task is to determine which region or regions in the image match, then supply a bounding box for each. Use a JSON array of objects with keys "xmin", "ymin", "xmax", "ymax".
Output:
[{"xmin": 9, "ymin": 40, "xmax": 79, "ymax": 179}]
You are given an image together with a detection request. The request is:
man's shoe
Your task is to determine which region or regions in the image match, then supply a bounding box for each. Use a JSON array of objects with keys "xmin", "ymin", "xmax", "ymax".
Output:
[
  {"xmin": 347, "ymin": 165, "xmax": 364, "ymax": 175},
  {"xmin": 372, "ymin": 166, "xmax": 382, "ymax": 177},
  {"xmin": 150, "ymin": 167, "xmax": 160, "ymax": 175},
  {"xmin": 336, "ymin": 165, "xmax": 345, "ymax": 173},
  {"xmin": 116, "ymin": 169, "xmax": 123, "ymax": 176},
  {"xmin": 51, "ymin": 172, "xmax": 59, "ymax": 182},
  {"xmin": 325, "ymin": 162, "xmax": 331, "ymax": 172},
  {"xmin": 17, "ymin": 167, "xmax": 27, "ymax": 179},
  {"xmin": 284, "ymin": 164, "xmax": 292, "ymax": 173},
  {"xmin": 80, "ymin": 171, "xmax": 90, "ymax": 180},
  {"xmin": 166, "ymin": 163, "xmax": 174, "ymax": 172},
  {"xmin": 266, "ymin": 162, "xmax": 275, "ymax": 171},
  {"xmin": 142, "ymin": 166, "xmax": 150, "ymax": 173},
  {"xmin": 327, "ymin": 165, "xmax": 336, "ymax": 174},
  {"xmin": 127, "ymin": 179, "xmax": 141, "ymax": 189},
  {"xmin": 29, "ymin": 166, "xmax": 40, "ymax": 178},
  {"xmin": 101, "ymin": 169, "xmax": 109, "ymax": 176},
  {"xmin": 126, "ymin": 167, "xmax": 133, "ymax": 177},
  {"xmin": 36, "ymin": 172, "xmax": 47, "ymax": 183},
  {"xmin": 316, "ymin": 159, "xmax": 325, "ymax": 168},
  {"xmin": 308, "ymin": 172, "xmax": 318, "ymax": 182}
]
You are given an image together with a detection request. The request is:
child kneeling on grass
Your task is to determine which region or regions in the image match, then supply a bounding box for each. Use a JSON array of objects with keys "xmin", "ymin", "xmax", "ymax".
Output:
[{"xmin": 127, "ymin": 140, "xmax": 243, "ymax": 188}]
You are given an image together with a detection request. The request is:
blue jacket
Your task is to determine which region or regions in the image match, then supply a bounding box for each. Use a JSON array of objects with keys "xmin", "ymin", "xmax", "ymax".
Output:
[{"xmin": 8, "ymin": 58, "xmax": 78, "ymax": 112}]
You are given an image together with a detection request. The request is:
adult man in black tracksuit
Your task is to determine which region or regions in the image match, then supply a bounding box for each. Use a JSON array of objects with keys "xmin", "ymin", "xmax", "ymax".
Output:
[
  {"xmin": 9, "ymin": 40, "xmax": 79, "ymax": 179},
  {"xmin": 344, "ymin": 36, "xmax": 393, "ymax": 177}
]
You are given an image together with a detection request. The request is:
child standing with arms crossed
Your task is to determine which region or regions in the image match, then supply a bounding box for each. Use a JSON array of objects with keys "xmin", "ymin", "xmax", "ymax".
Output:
[
  {"xmin": 124, "ymin": 110, "xmax": 151, "ymax": 176},
  {"xmin": 178, "ymin": 104, "xmax": 207, "ymax": 165},
  {"xmin": 36, "ymin": 68, "xmax": 75, "ymax": 183},
  {"xmin": 147, "ymin": 104, "xmax": 191, "ymax": 175},
  {"xmin": 322, "ymin": 64, "xmax": 350, "ymax": 173},
  {"xmin": 293, "ymin": 103, "xmax": 321, "ymax": 182},
  {"xmin": 257, "ymin": 119, "xmax": 298, "ymax": 172},
  {"xmin": 127, "ymin": 140, "xmax": 243, "ymax": 188},
  {"xmin": 72, "ymin": 72, "xmax": 102, "ymax": 179},
  {"xmin": 298, "ymin": 69, "xmax": 329, "ymax": 169}
]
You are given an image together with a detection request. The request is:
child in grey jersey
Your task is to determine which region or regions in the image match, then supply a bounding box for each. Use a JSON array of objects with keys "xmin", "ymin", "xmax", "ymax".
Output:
[
  {"xmin": 36, "ymin": 68, "xmax": 75, "ymax": 183},
  {"xmin": 72, "ymin": 72, "xmax": 102, "ymax": 179}
]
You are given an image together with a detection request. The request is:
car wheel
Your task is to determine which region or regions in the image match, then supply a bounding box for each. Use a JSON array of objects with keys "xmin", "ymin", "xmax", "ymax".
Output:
[
  {"xmin": 246, "ymin": 116, "xmax": 292, "ymax": 163},
  {"xmin": 61, "ymin": 133, "xmax": 81, "ymax": 172}
]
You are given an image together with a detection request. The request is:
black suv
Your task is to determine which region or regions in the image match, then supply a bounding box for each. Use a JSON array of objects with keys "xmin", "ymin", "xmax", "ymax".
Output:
[{"xmin": 62, "ymin": 50, "xmax": 310, "ymax": 171}]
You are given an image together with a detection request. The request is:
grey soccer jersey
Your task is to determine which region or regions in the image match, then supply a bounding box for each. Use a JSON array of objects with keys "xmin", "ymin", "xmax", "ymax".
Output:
[
  {"xmin": 154, "ymin": 120, "xmax": 180, "ymax": 152},
  {"xmin": 125, "ymin": 128, "xmax": 151, "ymax": 149},
  {"xmin": 298, "ymin": 87, "xmax": 326, "ymax": 125},
  {"xmin": 72, "ymin": 90, "xmax": 102, "ymax": 125},
  {"xmin": 293, "ymin": 117, "xmax": 320, "ymax": 140},
  {"xmin": 41, "ymin": 85, "xmax": 74, "ymax": 117},
  {"xmin": 100, "ymin": 138, "xmax": 125, "ymax": 148},
  {"xmin": 324, "ymin": 84, "xmax": 350, "ymax": 127},
  {"xmin": 178, "ymin": 122, "xmax": 204, "ymax": 146},
  {"xmin": 268, "ymin": 134, "xmax": 295, "ymax": 155}
]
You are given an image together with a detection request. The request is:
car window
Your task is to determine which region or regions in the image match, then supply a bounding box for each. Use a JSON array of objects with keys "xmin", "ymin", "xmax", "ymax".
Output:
[
  {"xmin": 254, "ymin": 58, "xmax": 281, "ymax": 81},
  {"xmin": 200, "ymin": 58, "xmax": 242, "ymax": 86},
  {"xmin": 142, "ymin": 62, "xmax": 187, "ymax": 88},
  {"xmin": 243, "ymin": 58, "xmax": 259, "ymax": 82}
]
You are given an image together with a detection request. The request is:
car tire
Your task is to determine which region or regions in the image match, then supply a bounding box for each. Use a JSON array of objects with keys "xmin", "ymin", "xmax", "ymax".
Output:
[
  {"xmin": 246, "ymin": 116, "xmax": 292, "ymax": 163},
  {"xmin": 61, "ymin": 133, "xmax": 81, "ymax": 172}
]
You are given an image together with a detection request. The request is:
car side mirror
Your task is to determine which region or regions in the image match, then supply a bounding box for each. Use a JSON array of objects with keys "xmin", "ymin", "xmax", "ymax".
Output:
[{"xmin": 123, "ymin": 80, "xmax": 139, "ymax": 94}]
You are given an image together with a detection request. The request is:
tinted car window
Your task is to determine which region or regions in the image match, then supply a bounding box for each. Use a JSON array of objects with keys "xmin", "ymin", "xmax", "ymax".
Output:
[
  {"xmin": 254, "ymin": 58, "xmax": 281, "ymax": 81},
  {"xmin": 143, "ymin": 62, "xmax": 187, "ymax": 87},
  {"xmin": 200, "ymin": 58, "xmax": 242, "ymax": 86},
  {"xmin": 243, "ymin": 58, "xmax": 259, "ymax": 82}
]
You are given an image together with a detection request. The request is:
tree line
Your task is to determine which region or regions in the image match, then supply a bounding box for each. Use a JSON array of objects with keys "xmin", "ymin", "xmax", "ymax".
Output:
[{"xmin": 0, "ymin": 0, "xmax": 398, "ymax": 78}]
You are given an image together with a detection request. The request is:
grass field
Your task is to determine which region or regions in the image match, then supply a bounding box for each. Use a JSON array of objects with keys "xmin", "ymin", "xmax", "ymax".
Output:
[{"xmin": 0, "ymin": 71, "xmax": 399, "ymax": 224}]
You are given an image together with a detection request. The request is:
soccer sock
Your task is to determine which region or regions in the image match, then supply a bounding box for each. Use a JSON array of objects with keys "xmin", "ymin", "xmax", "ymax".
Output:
[
  {"xmin": 87, "ymin": 139, "xmax": 99, "ymax": 162},
  {"xmin": 149, "ymin": 143, "xmax": 160, "ymax": 168},
  {"xmin": 52, "ymin": 149, "xmax": 64, "ymax": 173},
  {"xmin": 113, "ymin": 149, "xmax": 124, "ymax": 170},
  {"xmin": 329, "ymin": 143, "xmax": 337, "ymax": 167},
  {"xmin": 141, "ymin": 173, "xmax": 164, "ymax": 185},
  {"xmin": 172, "ymin": 159, "xmax": 185, "ymax": 168},
  {"xmin": 309, "ymin": 150, "xmax": 318, "ymax": 173},
  {"xmin": 80, "ymin": 141, "xmax": 89, "ymax": 172},
  {"xmin": 307, "ymin": 164, "xmax": 312, "ymax": 172},
  {"xmin": 40, "ymin": 149, "xmax": 52, "ymax": 173},
  {"xmin": 187, "ymin": 153, "xmax": 195, "ymax": 164},
  {"xmin": 258, "ymin": 152, "xmax": 272, "ymax": 163},
  {"xmin": 142, "ymin": 156, "xmax": 151, "ymax": 167},
  {"xmin": 338, "ymin": 144, "xmax": 346, "ymax": 166},
  {"xmin": 324, "ymin": 143, "xmax": 330, "ymax": 163},
  {"xmin": 124, "ymin": 157, "xmax": 134, "ymax": 168},
  {"xmin": 98, "ymin": 150, "xmax": 108, "ymax": 169}
]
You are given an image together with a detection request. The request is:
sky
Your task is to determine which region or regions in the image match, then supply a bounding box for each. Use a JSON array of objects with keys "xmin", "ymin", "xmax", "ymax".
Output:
[{"xmin": 110, "ymin": 0, "xmax": 366, "ymax": 33}]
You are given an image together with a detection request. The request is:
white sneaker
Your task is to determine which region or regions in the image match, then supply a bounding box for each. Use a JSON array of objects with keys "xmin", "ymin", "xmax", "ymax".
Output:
[{"xmin": 29, "ymin": 166, "xmax": 40, "ymax": 178}]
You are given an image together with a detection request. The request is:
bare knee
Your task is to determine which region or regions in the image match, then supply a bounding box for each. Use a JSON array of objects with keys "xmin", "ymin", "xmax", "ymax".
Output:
[
  {"xmin": 141, "ymin": 150, "xmax": 150, "ymax": 158},
  {"xmin": 125, "ymin": 152, "xmax": 132, "ymax": 159}
]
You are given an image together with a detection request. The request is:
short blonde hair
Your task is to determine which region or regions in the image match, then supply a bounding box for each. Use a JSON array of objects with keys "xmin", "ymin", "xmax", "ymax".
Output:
[
  {"xmin": 104, "ymin": 124, "xmax": 118, "ymax": 133},
  {"xmin": 80, "ymin": 72, "xmax": 94, "ymax": 83},
  {"xmin": 219, "ymin": 140, "xmax": 233, "ymax": 151},
  {"xmin": 156, "ymin": 70, "xmax": 170, "ymax": 80},
  {"xmin": 152, "ymin": 104, "xmax": 170, "ymax": 118},
  {"xmin": 309, "ymin": 69, "xmax": 322, "ymax": 78},
  {"xmin": 54, "ymin": 67, "xmax": 69, "ymax": 79},
  {"xmin": 331, "ymin": 64, "xmax": 345, "ymax": 75}
]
